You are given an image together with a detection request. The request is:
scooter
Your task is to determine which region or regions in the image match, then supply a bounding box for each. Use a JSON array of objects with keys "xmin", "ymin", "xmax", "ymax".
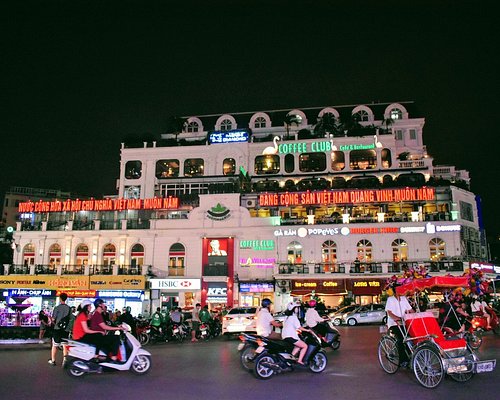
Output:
[
  {"xmin": 310, "ymin": 320, "xmax": 341, "ymax": 351},
  {"xmin": 64, "ymin": 323, "xmax": 152, "ymax": 377}
]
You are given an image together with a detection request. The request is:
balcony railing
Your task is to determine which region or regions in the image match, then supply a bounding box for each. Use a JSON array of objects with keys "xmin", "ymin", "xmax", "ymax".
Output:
[{"xmin": 203, "ymin": 264, "xmax": 228, "ymax": 276}]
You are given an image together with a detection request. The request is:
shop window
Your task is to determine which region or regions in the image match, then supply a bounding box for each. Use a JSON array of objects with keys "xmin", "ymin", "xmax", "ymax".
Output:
[
  {"xmin": 391, "ymin": 239, "xmax": 408, "ymax": 261},
  {"xmin": 184, "ymin": 158, "xmax": 204, "ymax": 177},
  {"xmin": 169, "ymin": 242, "xmax": 185, "ymax": 276},
  {"xmin": 381, "ymin": 148, "xmax": 392, "ymax": 168},
  {"xmin": 331, "ymin": 151, "xmax": 345, "ymax": 171},
  {"xmin": 429, "ymin": 238, "xmax": 446, "ymax": 261},
  {"xmin": 299, "ymin": 152, "xmax": 326, "ymax": 172},
  {"xmin": 287, "ymin": 241, "xmax": 303, "ymax": 264},
  {"xmin": 285, "ymin": 154, "xmax": 294, "ymax": 173},
  {"xmin": 223, "ymin": 158, "xmax": 236, "ymax": 176},
  {"xmin": 125, "ymin": 161, "xmax": 142, "ymax": 179},
  {"xmin": 103, "ymin": 243, "xmax": 116, "ymax": 266},
  {"xmin": 356, "ymin": 239, "xmax": 372, "ymax": 262},
  {"xmin": 156, "ymin": 159, "xmax": 180, "ymax": 178},
  {"xmin": 349, "ymin": 149, "xmax": 377, "ymax": 170},
  {"xmin": 254, "ymin": 155, "xmax": 280, "ymax": 175},
  {"xmin": 131, "ymin": 243, "xmax": 144, "ymax": 267}
]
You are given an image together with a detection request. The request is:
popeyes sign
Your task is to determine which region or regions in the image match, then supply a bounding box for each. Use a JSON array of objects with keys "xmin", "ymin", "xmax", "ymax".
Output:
[
  {"xmin": 259, "ymin": 188, "xmax": 435, "ymax": 207},
  {"xmin": 18, "ymin": 197, "xmax": 179, "ymax": 213}
]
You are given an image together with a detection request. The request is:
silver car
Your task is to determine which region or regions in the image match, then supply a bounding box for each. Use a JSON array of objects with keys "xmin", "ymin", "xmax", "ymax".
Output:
[
  {"xmin": 342, "ymin": 304, "xmax": 387, "ymax": 326},
  {"xmin": 330, "ymin": 305, "xmax": 360, "ymax": 326}
]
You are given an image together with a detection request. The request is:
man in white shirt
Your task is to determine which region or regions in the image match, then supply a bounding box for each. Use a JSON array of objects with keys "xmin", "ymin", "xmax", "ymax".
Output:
[
  {"xmin": 256, "ymin": 299, "xmax": 282, "ymax": 339},
  {"xmin": 471, "ymin": 296, "xmax": 491, "ymax": 329},
  {"xmin": 385, "ymin": 287, "xmax": 413, "ymax": 366}
]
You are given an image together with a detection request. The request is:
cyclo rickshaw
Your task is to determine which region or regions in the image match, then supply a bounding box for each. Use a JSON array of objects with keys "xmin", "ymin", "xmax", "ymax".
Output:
[{"xmin": 377, "ymin": 276, "xmax": 497, "ymax": 388}]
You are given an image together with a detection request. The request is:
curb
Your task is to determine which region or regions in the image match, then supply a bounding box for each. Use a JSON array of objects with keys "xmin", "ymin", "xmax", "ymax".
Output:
[{"xmin": 0, "ymin": 340, "xmax": 52, "ymax": 351}]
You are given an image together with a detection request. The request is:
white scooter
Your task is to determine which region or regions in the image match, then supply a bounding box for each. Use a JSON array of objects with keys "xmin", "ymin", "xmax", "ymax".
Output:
[{"xmin": 64, "ymin": 323, "xmax": 152, "ymax": 377}]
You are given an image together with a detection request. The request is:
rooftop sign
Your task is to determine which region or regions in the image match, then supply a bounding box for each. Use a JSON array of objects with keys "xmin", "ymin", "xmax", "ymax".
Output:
[
  {"xmin": 18, "ymin": 197, "xmax": 179, "ymax": 213},
  {"xmin": 208, "ymin": 129, "xmax": 250, "ymax": 144}
]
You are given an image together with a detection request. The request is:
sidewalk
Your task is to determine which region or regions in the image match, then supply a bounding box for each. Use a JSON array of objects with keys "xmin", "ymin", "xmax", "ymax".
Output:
[{"xmin": 0, "ymin": 339, "xmax": 52, "ymax": 351}]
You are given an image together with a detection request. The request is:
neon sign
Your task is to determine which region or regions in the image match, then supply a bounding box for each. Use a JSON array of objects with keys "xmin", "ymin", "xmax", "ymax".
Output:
[
  {"xmin": 239, "ymin": 240, "xmax": 275, "ymax": 250},
  {"xmin": 278, "ymin": 141, "xmax": 332, "ymax": 154},
  {"xmin": 339, "ymin": 143, "xmax": 375, "ymax": 151},
  {"xmin": 208, "ymin": 129, "xmax": 250, "ymax": 144}
]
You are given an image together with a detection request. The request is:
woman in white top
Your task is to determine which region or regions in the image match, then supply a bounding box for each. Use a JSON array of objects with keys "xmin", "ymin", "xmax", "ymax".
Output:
[{"xmin": 282, "ymin": 301, "xmax": 310, "ymax": 365}]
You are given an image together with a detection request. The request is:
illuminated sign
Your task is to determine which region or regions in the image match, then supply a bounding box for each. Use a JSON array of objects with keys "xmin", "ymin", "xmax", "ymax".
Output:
[
  {"xmin": 273, "ymin": 227, "xmax": 349, "ymax": 237},
  {"xmin": 207, "ymin": 282, "xmax": 227, "ymax": 303},
  {"xmin": 208, "ymin": 129, "xmax": 250, "ymax": 144},
  {"xmin": 353, "ymin": 281, "xmax": 380, "ymax": 287},
  {"xmin": 89, "ymin": 276, "xmax": 145, "ymax": 290},
  {"xmin": 339, "ymin": 143, "xmax": 375, "ymax": 151},
  {"xmin": 259, "ymin": 188, "xmax": 435, "ymax": 207},
  {"xmin": 149, "ymin": 278, "xmax": 201, "ymax": 291},
  {"xmin": 97, "ymin": 290, "xmax": 144, "ymax": 299},
  {"xmin": 349, "ymin": 227, "xmax": 399, "ymax": 234},
  {"xmin": 400, "ymin": 223, "xmax": 461, "ymax": 234},
  {"xmin": 239, "ymin": 257, "xmax": 276, "ymax": 268},
  {"xmin": 18, "ymin": 197, "xmax": 179, "ymax": 214},
  {"xmin": 278, "ymin": 141, "xmax": 332, "ymax": 154},
  {"xmin": 239, "ymin": 240, "xmax": 275, "ymax": 251},
  {"xmin": 239, "ymin": 283, "xmax": 274, "ymax": 292},
  {"xmin": 9, "ymin": 289, "xmax": 55, "ymax": 296},
  {"xmin": 56, "ymin": 290, "xmax": 96, "ymax": 298},
  {"xmin": 291, "ymin": 279, "xmax": 346, "ymax": 294}
]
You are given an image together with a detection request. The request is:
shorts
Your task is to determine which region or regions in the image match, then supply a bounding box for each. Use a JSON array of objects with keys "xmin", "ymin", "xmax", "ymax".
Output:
[
  {"xmin": 52, "ymin": 329, "xmax": 69, "ymax": 346},
  {"xmin": 284, "ymin": 337, "xmax": 298, "ymax": 345},
  {"xmin": 192, "ymin": 321, "xmax": 200, "ymax": 331}
]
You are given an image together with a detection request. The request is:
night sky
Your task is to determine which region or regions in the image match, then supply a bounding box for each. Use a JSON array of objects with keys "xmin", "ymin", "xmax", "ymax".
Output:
[{"xmin": 1, "ymin": 1, "xmax": 499, "ymax": 255}]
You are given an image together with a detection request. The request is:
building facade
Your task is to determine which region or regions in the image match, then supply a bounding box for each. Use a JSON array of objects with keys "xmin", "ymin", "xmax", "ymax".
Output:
[{"xmin": 5, "ymin": 101, "xmax": 490, "ymax": 321}]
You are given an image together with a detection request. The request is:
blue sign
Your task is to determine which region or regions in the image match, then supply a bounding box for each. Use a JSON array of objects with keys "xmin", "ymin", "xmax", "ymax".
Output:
[
  {"xmin": 239, "ymin": 283, "xmax": 274, "ymax": 293},
  {"xmin": 97, "ymin": 290, "xmax": 144, "ymax": 299},
  {"xmin": 208, "ymin": 129, "xmax": 250, "ymax": 144},
  {"xmin": 9, "ymin": 289, "xmax": 55, "ymax": 297}
]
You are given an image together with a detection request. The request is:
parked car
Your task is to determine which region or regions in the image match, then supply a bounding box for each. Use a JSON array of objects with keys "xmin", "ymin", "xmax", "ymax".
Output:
[
  {"xmin": 330, "ymin": 305, "xmax": 361, "ymax": 326},
  {"xmin": 222, "ymin": 307, "xmax": 258, "ymax": 335},
  {"xmin": 342, "ymin": 304, "xmax": 387, "ymax": 326}
]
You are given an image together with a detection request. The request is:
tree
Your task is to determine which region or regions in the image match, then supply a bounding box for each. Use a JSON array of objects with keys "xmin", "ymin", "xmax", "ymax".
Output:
[
  {"xmin": 166, "ymin": 116, "xmax": 188, "ymax": 142},
  {"xmin": 283, "ymin": 114, "xmax": 302, "ymax": 140},
  {"xmin": 313, "ymin": 112, "xmax": 338, "ymax": 137}
]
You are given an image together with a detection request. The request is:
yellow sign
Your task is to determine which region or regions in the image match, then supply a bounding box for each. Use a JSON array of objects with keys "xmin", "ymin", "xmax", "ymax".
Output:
[
  {"xmin": 0, "ymin": 275, "xmax": 89, "ymax": 290},
  {"xmin": 89, "ymin": 276, "xmax": 146, "ymax": 290}
]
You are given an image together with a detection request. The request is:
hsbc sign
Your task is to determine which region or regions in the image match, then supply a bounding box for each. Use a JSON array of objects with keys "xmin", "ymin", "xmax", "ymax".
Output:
[{"xmin": 150, "ymin": 279, "xmax": 201, "ymax": 291}]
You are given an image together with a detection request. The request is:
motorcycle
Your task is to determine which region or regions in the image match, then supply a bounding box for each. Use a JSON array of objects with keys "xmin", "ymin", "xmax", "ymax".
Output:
[
  {"xmin": 135, "ymin": 319, "xmax": 150, "ymax": 346},
  {"xmin": 197, "ymin": 322, "xmax": 210, "ymax": 340},
  {"xmin": 310, "ymin": 320, "xmax": 341, "ymax": 351},
  {"xmin": 64, "ymin": 323, "xmax": 152, "ymax": 377},
  {"xmin": 170, "ymin": 322, "xmax": 189, "ymax": 342},
  {"xmin": 252, "ymin": 330, "xmax": 328, "ymax": 379},
  {"xmin": 238, "ymin": 332, "xmax": 266, "ymax": 371}
]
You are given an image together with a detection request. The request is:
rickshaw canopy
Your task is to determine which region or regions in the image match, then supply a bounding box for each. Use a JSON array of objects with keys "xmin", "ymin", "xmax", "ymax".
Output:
[{"xmin": 395, "ymin": 276, "xmax": 469, "ymax": 296}]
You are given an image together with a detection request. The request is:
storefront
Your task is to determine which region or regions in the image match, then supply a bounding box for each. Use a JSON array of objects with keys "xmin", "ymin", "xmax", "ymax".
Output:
[
  {"xmin": 238, "ymin": 281, "xmax": 275, "ymax": 307},
  {"xmin": 290, "ymin": 278, "xmax": 347, "ymax": 308},
  {"xmin": 347, "ymin": 278, "xmax": 385, "ymax": 305},
  {"xmin": 149, "ymin": 278, "xmax": 200, "ymax": 311}
]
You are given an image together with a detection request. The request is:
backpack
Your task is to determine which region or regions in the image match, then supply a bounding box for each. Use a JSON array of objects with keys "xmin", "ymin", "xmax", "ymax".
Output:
[{"xmin": 57, "ymin": 305, "xmax": 71, "ymax": 330}]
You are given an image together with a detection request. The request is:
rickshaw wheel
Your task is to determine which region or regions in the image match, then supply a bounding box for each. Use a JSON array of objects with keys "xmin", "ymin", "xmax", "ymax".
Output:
[
  {"xmin": 377, "ymin": 335, "xmax": 399, "ymax": 374},
  {"xmin": 412, "ymin": 346, "xmax": 444, "ymax": 388},
  {"xmin": 449, "ymin": 372, "xmax": 473, "ymax": 382}
]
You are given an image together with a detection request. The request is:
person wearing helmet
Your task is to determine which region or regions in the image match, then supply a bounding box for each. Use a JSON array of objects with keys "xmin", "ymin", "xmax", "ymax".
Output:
[
  {"xmin": 256, "ymin": 298, "xmax": 282, "ymax": 339},
  {"xmin": 305, "ymin": 299, "xmax": 328, "ymax": 336},
  {"xmin": 282, "ymin": 301, "xmax": 310, "ymax": 365},
  {"xmin": 89, "ymin": 299, "xmax": 124, "ymax": 361},
  {"xmin": 118, "ymin": 306, "xmax": 137, "ymax": 337}
]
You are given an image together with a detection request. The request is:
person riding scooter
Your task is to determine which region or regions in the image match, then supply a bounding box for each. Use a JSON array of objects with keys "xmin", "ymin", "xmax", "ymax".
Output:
[{"xmin": 305, "ymin": 300, "xmax": 328, "ymax": 335}]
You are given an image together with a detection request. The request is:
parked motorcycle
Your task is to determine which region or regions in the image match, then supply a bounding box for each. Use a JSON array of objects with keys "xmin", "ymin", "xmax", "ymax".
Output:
[
  {"xmin": 64, "ymin": 323, "xmax": 152, "ymax": 377},
  {"xmin": 170, "ymin": 322, "xmax": 189, "ymax": 342},
  {"xmin": 252, "ymin": 330, "xmax": 328, "ymax": 379},
  {"xmin": 135, "ymin": 319, "xmax": 150, "ymax": 346}
]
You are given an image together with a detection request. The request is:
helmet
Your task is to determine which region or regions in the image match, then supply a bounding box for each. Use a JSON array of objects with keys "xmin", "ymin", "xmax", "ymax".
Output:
[
  {"xmin": 287, "ymin": 301, "xmax": 301, "ymax": 311},
  {"xmin": 126, "ymin": 306, "xmax": 131, "ymax": 313},
  {"xmin": 80, "ymin": 299, "xmax": 92, "ymax": 309},
  {"xmin": 308, "ymin": 300, "xmax": 317, "ymax": 308},
  {"xmin": 94, "ymin": 298, "xmax": 105, "ymax": 308},
  {"xmin": 261, "ymin": 298, "xmax": 272, "ymax": 308}
]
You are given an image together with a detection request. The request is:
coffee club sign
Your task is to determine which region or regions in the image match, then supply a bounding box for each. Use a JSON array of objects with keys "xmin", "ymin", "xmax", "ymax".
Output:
[
  {"xmin": 259, "ymin": 188, "xmax": 435, "ymax": 207},
  {"xmin": 18, "ymin": 197, "xmax": 179, "ymax": 213}
]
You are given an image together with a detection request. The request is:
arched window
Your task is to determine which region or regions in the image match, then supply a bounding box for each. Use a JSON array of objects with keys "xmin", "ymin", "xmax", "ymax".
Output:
[
  {"xmin": 391, "ymin": 239, "xmax": 408, "ymax": 262},
  {"xmin": 125, "ymin": 160, "xmax": 142, "ymax": 179},
  {"xmin": 349, "ymin": 149, "xmax": 377, "ymax": 170},
  {"xmin": 299, "ymin": 152, "xmax": 326, "ymax": 172},
  {"xmin": 254, "ymin": 155, "xmax": 280, "ymax": 175},
  {"xmin": 255, "ymin": 116, "xmax": 267, "ymax": 128},
  {"xmin": 186, "ymin": 121, "xmax": 199, "ymax": 132},
  {"xmin": 49, "ymin": 243, "xmax": 62, "ymax": 267},
  {"xmin": 184, "ymin": 158, "xmax": 204, "ymax": 177},
  {"xmin": 169, "ymin": 243, "xmax": 185, "ymax": 276},
  {"xmin": 156, "ymin": 159, "xmax": 180, "ymax": 178},
  {"xmin": 356, "ymin": 239, "xmax": 372, "ymax": 262},
  {"xmin": 381, "ymin": 148, "xmax": 392, "ymax": 168},
  {"xmin": 322, "ymin": 240, "xmax": 337, "ymax": 272},
  {"xmin": 131, "ymin": 243, "xmax": 144, "ymax": 268},
  {"xmin": 223, "ymin": 158, "xmax": 236, "ymax": 176},
  {"xmin": 429, "ymin": 238, "xmax": 446, "ymax": 261},
  {"xmin": 390, "ymin": 108, "xmax": 403, "ymax": 120},
  {"xmin": 331, "ymin": 151, "xmax": 345, "ymax": 171},
  {"xmin": 220, "ymin": 119, "xmax": 233, "ymax": 131},
  {"xmin": 23, "ymin": 243, "xmax": 35, "ymax": 266},
  {"xmin": 287, "ymin": 241, "xmax": 303, "ymax": 264},
  {"xmin": 353, "ymin": 110, "xmax": 369, "ymax": 122},
  {"xmin": 76, "ymin": 243, "xmax": 89, "ymax": 267},
  {"xmin": 285, "ymin": 154, "xmax": 295, "ymax": 173},
  {"xmin": 103, "ymin": 243, "xmax": 116, "ymax": 266}
]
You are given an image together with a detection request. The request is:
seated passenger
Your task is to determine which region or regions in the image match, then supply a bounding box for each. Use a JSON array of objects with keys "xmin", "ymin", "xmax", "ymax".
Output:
[{"xmin": 72, "ymin": 300, "xmax": 109, "ymax": 359}]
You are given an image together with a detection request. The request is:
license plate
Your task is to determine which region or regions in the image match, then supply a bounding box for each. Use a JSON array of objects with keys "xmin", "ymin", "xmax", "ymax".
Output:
[
  {"xmin": 255, "ymin": 346, "xmax": 265, "ymax": 354},
  {"xmin": 476, "ymin": 361, "xmax": 495, "ymax": 373},
  {"xmin": 237, "ymin": 343, "xmax": 245, "ymax": 351}
]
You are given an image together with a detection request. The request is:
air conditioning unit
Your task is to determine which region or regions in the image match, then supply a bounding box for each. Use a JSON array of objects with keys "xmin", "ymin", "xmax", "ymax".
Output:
[{"xmin": 246, "ymin": 199, "xmax": 256, "ymax": 208}]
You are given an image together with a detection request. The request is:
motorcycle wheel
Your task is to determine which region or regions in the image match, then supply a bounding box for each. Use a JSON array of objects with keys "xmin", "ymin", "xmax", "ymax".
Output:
[
  {"xmin": 466, "ymin": 332, "xmax": 482, "ymax": 350},
  {"xmin": 139, "ymin": 332, "xmax": 150, "ymax": 346},
  {"xmin": 131, "ymin": 355, "xmax": 152, "ymax": 375},
  {"xmin": 309, "ymin": 351, "xmax": 328, "ymax": 373},
  {"xmin": 240, "ymin": 345, "xmax": 256, "ymax": 371},
  {"xmin": 66, "ymin": 360, "xmax": 86, "ymax": 378},
  {"xmin": 331, "ymin": 340, "xmax": 340, "ymax": 351},
  {"xmin": 254, "ymin": 354, "xmax": 276, "ymax": 380},
  {"xmin": 332, "ymin": 318, "xmax": 342, "ymax": 326}
]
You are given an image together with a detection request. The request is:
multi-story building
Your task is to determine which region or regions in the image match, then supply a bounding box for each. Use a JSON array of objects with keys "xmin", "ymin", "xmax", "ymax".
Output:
[{"xmin": 5, "ymin": 101, "xmax": 489, "ymax": 322}]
